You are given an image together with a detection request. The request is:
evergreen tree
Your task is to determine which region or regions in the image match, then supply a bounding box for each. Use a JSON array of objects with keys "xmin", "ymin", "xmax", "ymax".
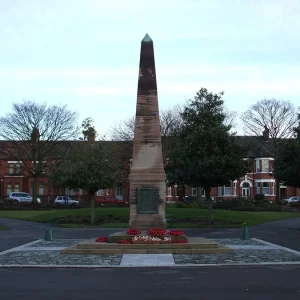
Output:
[{"xmin": 165, "ymin": 88, "xmax": 249, "ymax": 226}]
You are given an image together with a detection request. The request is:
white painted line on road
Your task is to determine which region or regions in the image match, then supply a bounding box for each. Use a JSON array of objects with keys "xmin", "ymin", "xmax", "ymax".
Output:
[
  {"xmin": 253, "ymin": 238, "xmax": 300, "ymax": 256},
  {"xmin": 0, "ymin": 239, "xmax": 43, "ymax": 256}
]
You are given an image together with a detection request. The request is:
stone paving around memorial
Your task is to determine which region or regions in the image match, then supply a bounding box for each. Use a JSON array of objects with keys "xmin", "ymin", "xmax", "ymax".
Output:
[{"xmin": 1, "ymin": 238, "xmax": 300, "ymax": 267}]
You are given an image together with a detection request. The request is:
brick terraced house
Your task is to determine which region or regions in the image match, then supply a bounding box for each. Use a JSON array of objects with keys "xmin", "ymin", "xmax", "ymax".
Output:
[{"xmin": 0, "ymin": 129, "xmax": 299, "ymax": 204}]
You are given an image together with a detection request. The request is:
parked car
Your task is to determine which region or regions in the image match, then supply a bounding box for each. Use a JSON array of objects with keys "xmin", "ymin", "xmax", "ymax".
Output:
[
  {"xmin": 96, "ymin": 197, "xmax": 129, "ymax": 207},
  {"xmin": 54, "ymin": 196, "xmax": 79, "ymax": 207},
  {"xmin": 282, "ymin": 196, "xmax": 300, "ymax": 204},
  {"xmin": 7, "ymin": 192, "xmax": 41, "ymax": 204}
]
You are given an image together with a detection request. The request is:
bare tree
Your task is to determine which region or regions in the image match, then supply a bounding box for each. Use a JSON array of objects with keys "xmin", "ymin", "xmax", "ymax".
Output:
[
  {"xmin": 109, "ymin": 116, "xmax": 135, "ymax": 141},
  {"xmin": 224, "ymin": 109, "xmax": 238, "ymax": 131},
  {"xmin": 241, "ymin": 98, "xmax": 299, "ymax": 154},
  {"xmin": 241, "ymin": 98, "xmax": 299, "ymax": 202},
  {"xmin": 0, "ymin": 100, "xmax": 78, "ymax": 203},
  {"xmin": 109, "ymin": 105, "xmax": 184, "ymax": 141}
]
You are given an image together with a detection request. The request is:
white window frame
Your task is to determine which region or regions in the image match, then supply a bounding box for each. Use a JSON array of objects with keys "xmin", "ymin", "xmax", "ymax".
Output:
[
  {"xmin": 262, "ymin": 159, "xmax": 269, "ymax": 173},
  {"xmin": 263, "ymin": 182, "xmax": 270, "ymax": 195},
  {"xmin": 167, "ymin": 186, "xmax": 172, "ymax": 196},
  {"xmin": 218, "ymin": 186, "xmax": 223, "ymax": 196},
  {"xmin": 14, "ymin": 183, "xmax": 20, "ymax": 192},
  {"xmin": 39, "ymin": 184, "xmax": 45, "ymax": 195},
  {"xmin": 224, "ymin": 183, "xmax": 232, "ymax": 196},
  {"xmin": 233, "ymin": 181, "xmax": 237, "ymax": 195},
  {"xmin": 191, "ymin": 187, "xmax": 197, "ymax": 196},
  {"xmin": 7, "ymin": 184, "xmax": 12, "ymax": 195},
  {"xmin": 255, "ymin": 159, "xmax": 261, "ymax": 172},
  {"xmin": 97, "ymin": 189, "xmax": 105, "ymax": 196},
  {"xmin": 256, "ymin": 182, "xmax": 261, "ymax": 194}
]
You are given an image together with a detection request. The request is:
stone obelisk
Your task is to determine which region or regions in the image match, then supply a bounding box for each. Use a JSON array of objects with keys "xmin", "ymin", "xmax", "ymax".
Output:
[{"xmin": 129, "ymin": 34, "xmax": 166, "ymax": 229}]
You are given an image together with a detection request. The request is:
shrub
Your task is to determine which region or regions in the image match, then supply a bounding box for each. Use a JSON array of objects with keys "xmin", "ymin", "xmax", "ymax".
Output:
[{"xmin": 254, "ymin": 194, "xmax": 265, "ymax": 205}]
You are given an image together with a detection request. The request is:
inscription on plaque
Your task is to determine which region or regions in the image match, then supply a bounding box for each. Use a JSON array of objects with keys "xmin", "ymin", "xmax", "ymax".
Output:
[{"xmin": 136, "ymin": 188, "xmax": 159, "ymax": 214}]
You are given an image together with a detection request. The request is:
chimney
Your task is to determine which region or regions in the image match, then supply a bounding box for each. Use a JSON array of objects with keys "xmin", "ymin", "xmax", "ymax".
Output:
[
  {"xmin": 31, "ymin": 127, "xmax": 40, "ymax": 144},
  {"xmin": 263, "ymin": 126, "xmax": 269, "ymax": 140},
  {"xmin": 87, "ymin": 132, "xmax": 96, "ymax": 143}
]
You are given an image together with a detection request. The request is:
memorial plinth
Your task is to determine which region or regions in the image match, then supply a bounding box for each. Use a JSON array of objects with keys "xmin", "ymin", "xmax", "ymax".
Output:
[{"xmin": 129, "ymin": 33, "xmax": 166, "ymax": 229}]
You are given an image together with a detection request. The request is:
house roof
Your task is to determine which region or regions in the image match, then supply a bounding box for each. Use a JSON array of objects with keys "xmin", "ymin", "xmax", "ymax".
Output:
[{"xmin": 0, "ymin": 136, "xmax": 279, "ymax": 161}]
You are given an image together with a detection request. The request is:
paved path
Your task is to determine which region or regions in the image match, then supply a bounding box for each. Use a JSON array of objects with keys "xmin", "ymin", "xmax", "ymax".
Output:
[{"xmin": 1, "ymin": 238, "xmax": 300, "ymax": 267}]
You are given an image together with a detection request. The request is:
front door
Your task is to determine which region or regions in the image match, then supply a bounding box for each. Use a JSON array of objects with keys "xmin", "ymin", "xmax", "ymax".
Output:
[
  {"xmin": 242, "ymin": 188, "xmax": 250, "ymax": 197},
  {"xmin": 242, "ymin": 182, "xmax": 250, "ymax": 197}
]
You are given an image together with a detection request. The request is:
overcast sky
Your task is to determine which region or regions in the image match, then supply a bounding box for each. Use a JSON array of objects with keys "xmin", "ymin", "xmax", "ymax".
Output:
[{"xmin": 1, "ymin": 0, "xmax": 299, "ymax": 137}]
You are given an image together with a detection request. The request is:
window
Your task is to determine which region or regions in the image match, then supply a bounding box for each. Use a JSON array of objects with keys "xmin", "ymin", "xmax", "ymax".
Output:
[
  {"xmin": 256, "ymin": 160, "xmax": 261, "ymax": 172},
  {"xmin": 16, "ymin": 163, "xmax": 21, "ymax": 175},
  {"xmin": 70, "ymin": 189, "xmax": 76, "ymax": 196},
  {"xmin": 97, "ymin": 189, "xmax": 105, "ymax": 196},
  {"xmin": 39, "ymin": 184, "xmax": 45, "ymax": 195},
  {"xmin": 7, "ymin": 184, "xmax": 12, "ymax": 195},
  {"xmin": 263, "ymin": 182, "xmax": 270, "ymax": 195},
  {"xmin": 14, "ymin": 184, "xmax": 20, "ymax": 192},
  {"xmin": 116, "ymin": 186, "xmax": 123, "ymax": 196},
  {"xmin": 191, "ymin": 187, "xmax": 197, "ymax": 196},
  {"xmin": 224, "ymin": 183, "xmax": 232, "ymax": 195},
  {"xmin": 242, "ymin": 182, "xmax": 250, "ymax": 197},
  {"xmin": 167, "ymin": 186, "xmax": 172, "ymax": 196},
  {"xmin": 218, "ymin": 186, "xmax": 223, "ymax": 196},
  {"xmin": 271, "ymin": 182, "xmax": 274, "ymax": 195},
  {"xmin": 256, "ymin": 182, "xmax": 261, "ymax": 194},
  {"xmin": 262, "ymin": 159, "xmax": 269, "ymax": 172},
  {"xmin": 9, "ymin": 164, "xmax": 14, "ymax": 174}
]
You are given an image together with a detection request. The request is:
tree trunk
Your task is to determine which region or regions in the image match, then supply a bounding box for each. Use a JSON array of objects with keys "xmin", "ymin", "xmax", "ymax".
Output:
[
  {"xmin": 205, "ymin": 187, "xmax": 214, "ymax": 227},
  {"xmin": 90, "ymin": 193, "xmax": 95, "ymax": 224},
  {"xmin": 196, "ymin": 186, "xmax": 203, "ymax": 203},
  {"xmin": 32, "ymin": 177, "xmax": 37, "ymax": 203}
]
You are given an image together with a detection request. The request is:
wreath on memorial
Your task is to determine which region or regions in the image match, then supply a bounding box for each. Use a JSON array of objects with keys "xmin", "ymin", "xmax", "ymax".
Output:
[
  {"xmin": 96, "ymin": 237, "xmax": 109, "ymax": 243},
  {"xmin": 148, "ymin": 228, "xmax": 167, "ymax": 236},
  {"xmin": 132, "ymin": 236, "xmax": 171, "ymax": 244},
  {"xmin": 127, "ymin": 229, "xmax": 141, "ymax": 235}
]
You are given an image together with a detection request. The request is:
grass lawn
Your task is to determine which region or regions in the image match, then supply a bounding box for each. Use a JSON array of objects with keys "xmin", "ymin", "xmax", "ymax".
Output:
[
  {"xmin": 0, "ymin": 225, "xmax": 7, "ymax": 230},
  {"xmin": 1, "ymin": 207, "xmax": 300, "ymax": 228}
]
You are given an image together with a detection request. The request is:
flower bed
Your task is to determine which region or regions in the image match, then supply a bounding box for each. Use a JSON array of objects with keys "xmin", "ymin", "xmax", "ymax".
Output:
[
  {"xmin": 96, "ymin": 237, "xmax": 109, "ymax": 243},
  {"xmin": 127, "ymin": 229, "xmax": 141, "ymax": 235}
]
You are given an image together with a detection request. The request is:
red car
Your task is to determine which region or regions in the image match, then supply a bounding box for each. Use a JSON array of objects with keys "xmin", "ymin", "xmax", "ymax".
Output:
[{"xmin": 96, "ymin": 197, "xmax": 129, "ymax": 207}]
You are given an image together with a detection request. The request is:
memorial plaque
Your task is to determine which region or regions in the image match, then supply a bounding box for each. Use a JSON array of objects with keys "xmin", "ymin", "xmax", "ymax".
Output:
[{"xmin": 136, "ymin": 188, "xmax": 159, "ymax": 214}]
